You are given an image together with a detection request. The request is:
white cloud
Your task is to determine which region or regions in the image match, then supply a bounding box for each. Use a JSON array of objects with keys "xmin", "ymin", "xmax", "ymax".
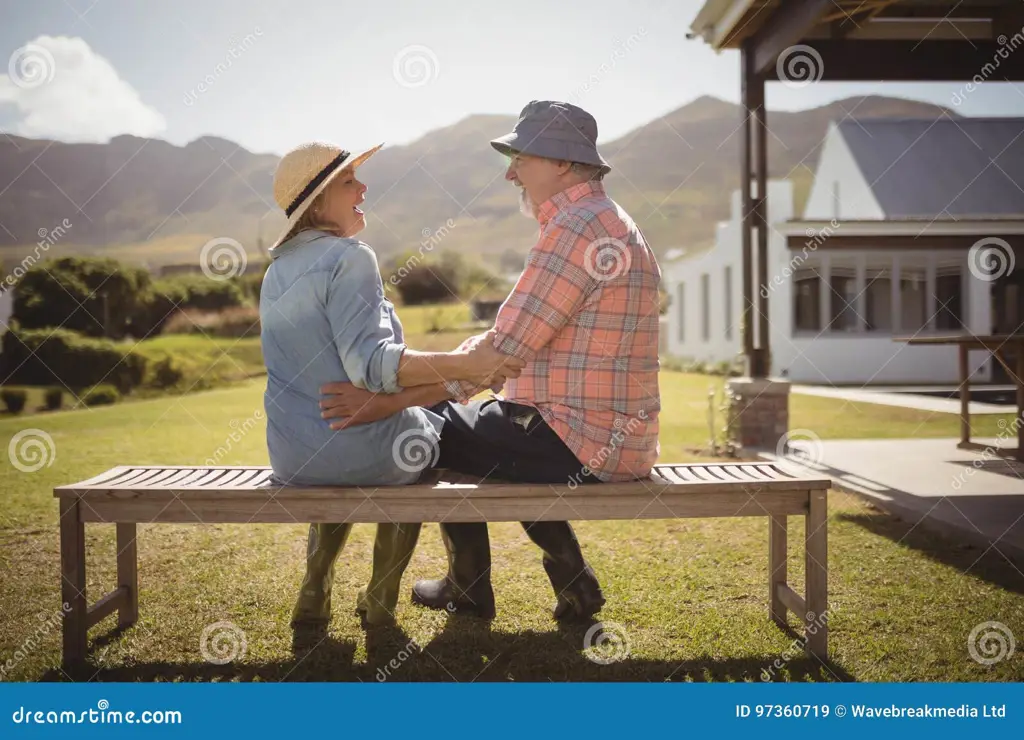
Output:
[{"xmin": 0, "ymin": 35, "xmax": 165, "ymax": 142}]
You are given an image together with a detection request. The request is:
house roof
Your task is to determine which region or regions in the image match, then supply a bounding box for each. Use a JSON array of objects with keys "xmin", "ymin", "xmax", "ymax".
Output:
[{"xmin": 838, "ymin": 117, "xmax": 1024, "ymax": 219}]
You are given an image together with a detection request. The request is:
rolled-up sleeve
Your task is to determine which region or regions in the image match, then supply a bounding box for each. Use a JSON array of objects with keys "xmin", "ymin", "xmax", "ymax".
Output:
[
  {"xmin": 493, "ymin": 220, "xmax": 593, "ymax": 361},
  {"xmin": 325, "ymin": 241, "xmax": 405, "ymax": 393}
]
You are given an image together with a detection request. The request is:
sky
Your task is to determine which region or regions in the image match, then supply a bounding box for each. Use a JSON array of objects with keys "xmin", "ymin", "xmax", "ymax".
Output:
[{"xmin": 1, "ymin": 0, "xmax": 1022, "ymax": 156}]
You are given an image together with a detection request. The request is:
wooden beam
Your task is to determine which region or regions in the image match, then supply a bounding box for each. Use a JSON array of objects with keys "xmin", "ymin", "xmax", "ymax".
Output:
[
  {"xmin": 786, "ymin": 233, "xmax": 1024, "ymax": 250},
  {"xmin": 751, "ymin": 0, "xmax": 835, "ymax": 74},
  {"xmin": 765, "ymin": 39, "xmax": 1024, "ymax": 81}
]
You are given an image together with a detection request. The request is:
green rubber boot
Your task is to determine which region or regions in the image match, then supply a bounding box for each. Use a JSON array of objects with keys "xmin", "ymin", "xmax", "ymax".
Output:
[
  {"xmin": 356, "ymin": 523, "xmax": 422, "ymax": 628},
  {"xmin": 291, "ymin": 523, "xmax": 352, "ymax": 627}
]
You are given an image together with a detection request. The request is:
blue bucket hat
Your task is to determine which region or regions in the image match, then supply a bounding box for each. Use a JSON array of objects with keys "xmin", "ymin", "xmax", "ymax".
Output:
[{"xmin": 490, "ymin": 100, "xmax": 611, "ymax": 175}]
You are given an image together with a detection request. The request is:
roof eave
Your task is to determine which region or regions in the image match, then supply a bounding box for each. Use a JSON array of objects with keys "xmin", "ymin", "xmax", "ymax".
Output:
[{"xmin": 689, "ymin": 0, "xmax": 759, "ymax": 49}]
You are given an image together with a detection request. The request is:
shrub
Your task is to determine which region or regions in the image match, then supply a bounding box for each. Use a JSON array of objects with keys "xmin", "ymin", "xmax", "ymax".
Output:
[
  {"xmin": 148, "ymin": 355, "xmax": 186, "ymax": 389},
  {"xmin": 0, "ymin": 389, "xmax": 27, "ymax": 414},
  {"xmin": 44, "ymin": 388, "xmax": 63, "ymax": 410},
  {"xmin": 81, "ymin": 384, "xmax": 119, "ymax": 406},
  {"xmin": 162, "ymin": 306, "xmax": 260, "ymax": 338},
  {"xmin": 1, "ymin": 328, "xmax": 147, "ymax": 394}
]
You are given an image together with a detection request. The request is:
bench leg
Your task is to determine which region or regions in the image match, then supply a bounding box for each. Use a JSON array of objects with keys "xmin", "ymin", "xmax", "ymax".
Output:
[
  {"xmin": 804, "ymin": 489, "xmax": 828, "ymax": 660},
  {"xmin": 768, "ymin": 514, "xmax": 787, "ymax": 627},
  {"xmin": 116, "ymin": 523, "xmax": 138, "ymax": 628},
  {"xmin": 60, "ymin": 498, "xmax": 87, "ymax": 666}
]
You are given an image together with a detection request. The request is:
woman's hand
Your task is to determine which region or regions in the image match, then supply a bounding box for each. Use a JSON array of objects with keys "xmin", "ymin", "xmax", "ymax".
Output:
[
  {"xmin": 459, "ymin": 330, "xmax": 526, "ymax": 387},
  {"xmin": 319, "ymin": 383, "xmax": 394, "ymax": 430}
]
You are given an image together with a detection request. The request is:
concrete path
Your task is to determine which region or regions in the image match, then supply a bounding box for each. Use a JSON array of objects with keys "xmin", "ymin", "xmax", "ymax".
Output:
[
  {"xmin": 791, "ymin": 385, "xmax": 1012, "ymax": 415},
  {"xmin": 760, "ymin": 436, "xmax": 1024, "ymax": 565}
]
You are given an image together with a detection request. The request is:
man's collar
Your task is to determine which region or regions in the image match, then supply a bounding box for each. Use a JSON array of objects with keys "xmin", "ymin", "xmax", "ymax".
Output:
[{"xmin": 537, "ymin": 181, "xmax": 606, "ymax": 225}]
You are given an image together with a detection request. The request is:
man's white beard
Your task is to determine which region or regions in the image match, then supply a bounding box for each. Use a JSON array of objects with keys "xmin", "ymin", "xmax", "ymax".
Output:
[{"xmin": 518, "ymin": 187, "xmax": 536, "ymax": 220}]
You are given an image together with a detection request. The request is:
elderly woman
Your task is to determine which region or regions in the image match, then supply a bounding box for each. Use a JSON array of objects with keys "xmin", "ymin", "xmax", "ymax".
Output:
[{"xmin": 261, "ymin": 142, "xmax": 521, "ymax": 633}]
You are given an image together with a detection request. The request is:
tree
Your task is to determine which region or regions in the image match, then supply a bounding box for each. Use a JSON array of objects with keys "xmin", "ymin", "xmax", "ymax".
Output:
[{"xmin": 13, "ymin": 257, "xmax": 153, "ymax": 339}]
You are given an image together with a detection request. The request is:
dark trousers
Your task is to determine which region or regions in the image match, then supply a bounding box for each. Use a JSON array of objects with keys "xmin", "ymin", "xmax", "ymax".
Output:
[{"xmin": 427, "ymin": 398, "xmax": 601, "ymax": 604}]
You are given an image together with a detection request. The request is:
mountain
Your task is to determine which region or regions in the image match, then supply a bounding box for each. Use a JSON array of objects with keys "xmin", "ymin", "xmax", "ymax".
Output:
[{"xmin": 0, "ymin": 95, "xmax": 953, "ymax": 269}]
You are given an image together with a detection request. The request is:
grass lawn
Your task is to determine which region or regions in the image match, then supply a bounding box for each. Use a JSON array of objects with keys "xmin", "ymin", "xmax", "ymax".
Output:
[{"xmin": 2, "ymin": 362, "xmax": 1023, "ymax": 682}]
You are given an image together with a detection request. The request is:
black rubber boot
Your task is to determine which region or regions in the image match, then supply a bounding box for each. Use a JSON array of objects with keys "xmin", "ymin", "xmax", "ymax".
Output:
[
  {"xmin": 411, "ymin": 522, "xmax": 495, "ymax": 619},
  {"xmin": 523, "ymin": 521, "xmax": 605, "ymax": 622}
]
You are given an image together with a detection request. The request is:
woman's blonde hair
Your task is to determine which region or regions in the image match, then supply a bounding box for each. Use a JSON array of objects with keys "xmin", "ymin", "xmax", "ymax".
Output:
[{"xmin": 281, "ymin": 187, "xmax": 344, "ymax": 243}]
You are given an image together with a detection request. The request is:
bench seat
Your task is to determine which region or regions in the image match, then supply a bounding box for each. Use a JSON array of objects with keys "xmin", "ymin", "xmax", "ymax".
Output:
[{"xmin": 54, "ymin": 462, "xmax": 832, "ymax": 667}]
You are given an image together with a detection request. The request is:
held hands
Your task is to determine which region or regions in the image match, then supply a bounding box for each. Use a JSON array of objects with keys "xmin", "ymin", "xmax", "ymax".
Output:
[{"xmin": 459, "ymin": 329, "xmax": 525, "ymax": 387}]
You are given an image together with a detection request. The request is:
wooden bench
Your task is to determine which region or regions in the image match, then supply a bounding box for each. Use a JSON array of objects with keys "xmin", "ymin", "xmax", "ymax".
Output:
[{"xmin": 54, "ymin": 462, "xmax": 832, "ymax": 667}]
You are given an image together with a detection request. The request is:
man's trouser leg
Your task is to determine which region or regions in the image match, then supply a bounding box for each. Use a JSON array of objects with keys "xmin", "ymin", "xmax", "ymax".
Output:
[{"xmin": 419, "ymin": 399, "xmax": 603, "ymax": 619}]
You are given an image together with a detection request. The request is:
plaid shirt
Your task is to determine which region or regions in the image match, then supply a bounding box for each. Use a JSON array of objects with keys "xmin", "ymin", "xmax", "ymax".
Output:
[{"xmin": 493, "ymin": 181, "xmax": 661, "ymax": 482}]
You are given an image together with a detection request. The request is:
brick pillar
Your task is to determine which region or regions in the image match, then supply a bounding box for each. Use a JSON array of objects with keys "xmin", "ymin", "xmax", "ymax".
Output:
[{"xmin": 726, "ymin": 377, "xmax": 791, "ymax": 453}]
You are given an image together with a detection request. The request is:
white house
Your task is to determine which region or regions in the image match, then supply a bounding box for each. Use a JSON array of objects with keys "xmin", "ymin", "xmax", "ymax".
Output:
[{"xmin": 663, "ymin": 117, "xmax": 1024, "ymax": 385}]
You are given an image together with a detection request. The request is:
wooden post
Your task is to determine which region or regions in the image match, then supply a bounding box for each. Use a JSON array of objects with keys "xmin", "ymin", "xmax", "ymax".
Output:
[
  {"xmin": 59, "ymin": 498, "xmax": 87, "ymax": 665},
  {"xmin": 1016, "ymin": 346, "xmax": 1024, "ymax": 462},
  {"xmin": 804, "ymin": 489, "xmax": 828, "ymax": 659},
  {"xmin": 959, "ymin": 342, "xmax": 970, "ymax": 447},
  {"xmin": 116, "ymin": 523, "xmax": 138, "ymax": 628},
  {"xmin": 768, "ymin": 514, "xmax": 788, "ymax": 626}
]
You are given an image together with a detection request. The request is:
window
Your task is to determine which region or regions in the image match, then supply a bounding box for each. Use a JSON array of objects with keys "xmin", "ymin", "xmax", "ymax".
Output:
[
  {"xmin": 701, "ymin": 273, "xmax": 710, "ymax": 342},
  {"xmin": 676, "ymin": 283, "xmax": 685, "ymax": 342},
  {"xmin": 828, "ymin": 264, "xmax": 858, "ymax": 332},
  {"xmin": 793, "ymin": 267, "xmax": 821, "ymax": 332},
  {"xmin": 935, "ymin": 260, "xmax": 963, "ymax": 331},
  {"xmin": 724, "ymin": 266, "xmax": 733, "ymax": 340},
  {"xmin": 900, "ymin": 261, "xmax": 928, "ymax": 333},
  {"xmin": 864, "ymin": 261, "xmax": 893, "ymax": 332}
]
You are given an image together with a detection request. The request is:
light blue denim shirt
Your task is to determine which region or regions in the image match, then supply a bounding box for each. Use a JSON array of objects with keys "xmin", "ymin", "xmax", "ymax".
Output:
[{"xmin": 260, "ymin": 230, "xmax": 443, "ymax": 486}]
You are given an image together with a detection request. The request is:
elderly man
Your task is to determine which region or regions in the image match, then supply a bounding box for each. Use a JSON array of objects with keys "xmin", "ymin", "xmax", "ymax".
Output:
[{"xmin": 321, "ymin": 100, "xmax": 661, "ymax": 622}]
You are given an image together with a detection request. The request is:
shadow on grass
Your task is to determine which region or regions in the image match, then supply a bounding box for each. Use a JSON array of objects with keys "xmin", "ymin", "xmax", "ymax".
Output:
[
  {"xmin": 838, "ymin": 511, "xmax": 1024, "ymax": 595},
  {"xmin": 44, "ymin": 618, "xmax": 854, "ymax": 683}
]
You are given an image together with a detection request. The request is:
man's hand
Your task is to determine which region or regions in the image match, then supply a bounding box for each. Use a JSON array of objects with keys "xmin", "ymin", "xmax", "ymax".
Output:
[{"xmin": 319, "ymin": 382, "xmax": 395, "ymax": 430}]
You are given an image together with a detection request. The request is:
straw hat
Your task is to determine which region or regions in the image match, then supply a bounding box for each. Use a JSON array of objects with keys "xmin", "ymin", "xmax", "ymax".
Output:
[{"xmin": 271, "ymin": 141, "xmax": 383, "ymax": 249}]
